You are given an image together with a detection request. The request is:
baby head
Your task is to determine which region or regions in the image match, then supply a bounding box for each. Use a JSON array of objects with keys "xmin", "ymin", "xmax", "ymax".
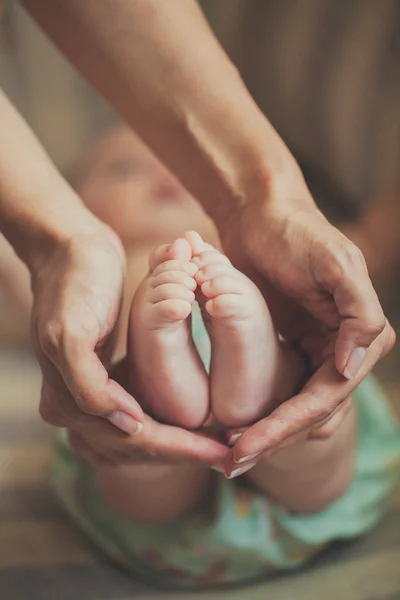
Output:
[{"xmin": 77, "ymin": 126, "xmax": 218, "ymax": 248}]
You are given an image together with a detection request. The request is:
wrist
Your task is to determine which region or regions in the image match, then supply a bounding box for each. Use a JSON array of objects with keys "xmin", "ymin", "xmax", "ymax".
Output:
[
  {"xmin": 2, "ymin": 181, "xmax": 121, "ymax": 276},
  {"xmin": 206, "ymin": 122, "xmax": 306, "ymax": 233}
]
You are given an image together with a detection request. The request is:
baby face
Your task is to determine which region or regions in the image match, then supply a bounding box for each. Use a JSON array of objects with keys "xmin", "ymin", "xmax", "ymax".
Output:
[{"xmin": 77, "ymin": 126, "xmax": 217, "ymax": 247}]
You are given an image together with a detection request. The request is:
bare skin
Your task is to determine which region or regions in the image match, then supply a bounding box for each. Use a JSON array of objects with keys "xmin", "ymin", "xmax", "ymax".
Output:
[
  {"xmin": 0, "ymin": 0, "xmax": 388, "ymax": 468},
  {"xmin": 130, "ymin": 237, "xmax": 209, "ymax": 429},
  {"xmin": 97, "ymin": 231, "xmax": 356, "ymax": 524},
  {"xmin": 130, "ymin": 230, "xmax": 305, "ymax": 430},
  {"xmin": 0, "ymin": 122, "xmax": 358, "ymax": 523}
]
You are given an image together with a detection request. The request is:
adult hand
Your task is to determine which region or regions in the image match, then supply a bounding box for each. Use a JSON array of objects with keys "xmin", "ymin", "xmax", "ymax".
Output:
[
  {"xmin": 31, "ymin": 222, "xmax": 148, "ymax": 438},
  {"xmin": 67, "ymin": 357, "xmax": 229, "ymax": 468},
  {"xmin": 218, "ymin": 161, "xmax": 395, "ymax": 474}
]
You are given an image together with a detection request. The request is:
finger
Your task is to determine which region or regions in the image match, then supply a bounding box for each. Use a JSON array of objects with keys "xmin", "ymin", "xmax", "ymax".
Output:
[
  {"xmin": 225, "ymin": 428, "xmax": 248, "ymax": 446},
  {"xmin": 67, "ymin": 354, "xmax": 143, "ymax": 429},
  {"xmin": 337, "ymin": 318, "xmax": 395, "ymax": 380},
  {"xmin": 224, "ymin": 427, "xmax": 311, "ymax": 477},
  {"xmin": 41, "ymin": 345, "xmax": 144, "ymax": 434},
  {"xmin": 68, "ymin": 430, "xmax": 116, "ymax": 467},
  {"xmin": 309, "ymin": 397, "xmax": 353, "ymax": 440},
  {"xmin": 111, "ymin": 414, "xmax": 229, "ymax": 466},
  {"xmin": 39, "ymin": 377, "xmax": 138, "ymax": 446},
  {"xmin": 314, "ymin": 237, "xmax": 386, "ymax": 378},
  {"xmin": 232, "ymin": 325, "xmax": 390, "ymax": 461}
]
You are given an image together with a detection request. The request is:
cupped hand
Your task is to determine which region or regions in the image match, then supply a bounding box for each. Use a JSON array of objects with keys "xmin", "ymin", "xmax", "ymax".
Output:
[
  {"xmin": 218, "ymin": 162, "xmax": 395, "ymax": 473},
  {"xmin": 67, "ymin": 357, "xmax": 229, "ymax": 468},
  {"xmin": 30, "ymin": 221, "xmax": 146, "ymax": 437}
]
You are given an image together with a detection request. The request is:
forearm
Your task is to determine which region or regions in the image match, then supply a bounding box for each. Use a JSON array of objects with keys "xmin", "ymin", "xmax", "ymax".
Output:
[
  {"xmin": 22, "ymin": 0, "xmax": 298, "ymax": 225},
  {"xmin": 0, "ymin": 89, "xmax": 101, "ymax": 271},
  {"xmin": 247, "ymin": 404, "xmax": 357, "ymax": 513},
  {"xmin": 0, "ymin": 233, "xmax": 32, "ymax": 315}
]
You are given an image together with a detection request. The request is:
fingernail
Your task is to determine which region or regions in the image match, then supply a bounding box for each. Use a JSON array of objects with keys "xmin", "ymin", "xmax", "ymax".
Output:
[
  {"xmin": 108, "ymin": 411, "xmax": 143, "ymax": 435},
  {"xmin": 226, "ymin": 461, "xmax": 258, "ymax": 479},
  {"xmin": 343, "ymin": 347, "xmax": 366, "ymax": 380},
  {"xmin": 210, "ymin": 465, "xmax": 225, "ymax": 473},
  {"xmin": 227, "ymin": 432, "xmax": 243, "ymax": 446},
  {"xmin": 233, "ymin": 452, "xmax": 260, "ymax": 464}
]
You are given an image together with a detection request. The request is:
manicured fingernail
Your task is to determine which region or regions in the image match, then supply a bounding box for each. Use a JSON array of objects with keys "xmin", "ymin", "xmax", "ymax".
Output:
[
  {"xmin": 210, "ymin": 465, "xmax": 225, "ymax": 473},
  {"xmin": 233, "ymin": 452, "xmax": 260, "ymax": 464},
  {"xmin": 108, "ymin": 411, "xmax": 143, "ymax": 435},
  {"xmin": 343, "ymin": 347, "xmax": 366, "ymax": 380},
  {"xmin": 226, "ymin": 461, "xmax": 258, "ymax": 479},
  {"xmin": 227, "ymin": 433, "xmax": 243, "ymax": 446}
]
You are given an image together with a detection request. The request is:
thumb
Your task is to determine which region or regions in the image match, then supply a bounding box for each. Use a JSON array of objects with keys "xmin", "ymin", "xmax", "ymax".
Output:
[{"xmin": 42, "ymin": 344, "xmax": 144, "ymax": 435}]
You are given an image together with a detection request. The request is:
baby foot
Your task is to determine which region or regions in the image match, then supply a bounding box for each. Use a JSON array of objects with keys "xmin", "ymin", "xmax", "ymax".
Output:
[
  {"xmin": 193, "ymin": 241, "xmax": 283, "ymax": 428},
  {"xmin": 129, "ymin": 238, "xmax": 210, "ymax": 429}
]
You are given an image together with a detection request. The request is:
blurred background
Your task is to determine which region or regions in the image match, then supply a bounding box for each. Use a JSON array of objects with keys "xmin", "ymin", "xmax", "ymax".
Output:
[{"xmin": 0, "ymin": 1, "xmax": 399, "ymax": 599}]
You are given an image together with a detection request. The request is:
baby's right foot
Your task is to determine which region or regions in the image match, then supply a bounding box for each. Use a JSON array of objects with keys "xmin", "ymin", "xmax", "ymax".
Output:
[{"xmin": 129, "ymin": 238, "xmax": 210, "ymax": 429}]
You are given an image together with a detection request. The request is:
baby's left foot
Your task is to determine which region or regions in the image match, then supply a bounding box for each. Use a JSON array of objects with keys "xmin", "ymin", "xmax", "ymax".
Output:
[{"xmin": 192, "ymin": 240, "xmax": 283, "ymax": 428}]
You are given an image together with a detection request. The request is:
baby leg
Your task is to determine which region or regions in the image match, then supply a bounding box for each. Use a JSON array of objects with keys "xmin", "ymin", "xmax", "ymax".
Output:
[
  {"xmin": 95, "ymin": 460, "xmax": 212, "ymax": 525},
  {"xmin": 244, "ymin": 401, "xmax": 357, "ymax": 513}
]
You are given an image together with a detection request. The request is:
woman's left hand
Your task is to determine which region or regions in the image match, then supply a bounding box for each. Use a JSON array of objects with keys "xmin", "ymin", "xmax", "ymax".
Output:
[{"xmin": 222, "ymin": 320, "xmax": 392, "ymax": 477}]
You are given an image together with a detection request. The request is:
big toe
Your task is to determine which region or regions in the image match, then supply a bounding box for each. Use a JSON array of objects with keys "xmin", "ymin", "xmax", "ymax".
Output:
[
  {"xmin": 170, "ymin": 238, "xmax": 193, "ymax": 261},
  {"xmin": 149, "ymin": 238, "xmax": 192, "ymax": 270},
  {"xmin": 183, "ymin": 231, "xmax": 206, "ymax": 255}
]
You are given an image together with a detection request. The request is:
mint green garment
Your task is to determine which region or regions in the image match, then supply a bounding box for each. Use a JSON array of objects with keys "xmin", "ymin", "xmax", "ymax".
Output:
[{"xmin": 49, "ymin": 304, "xmax": 400, "ymax": 589}]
